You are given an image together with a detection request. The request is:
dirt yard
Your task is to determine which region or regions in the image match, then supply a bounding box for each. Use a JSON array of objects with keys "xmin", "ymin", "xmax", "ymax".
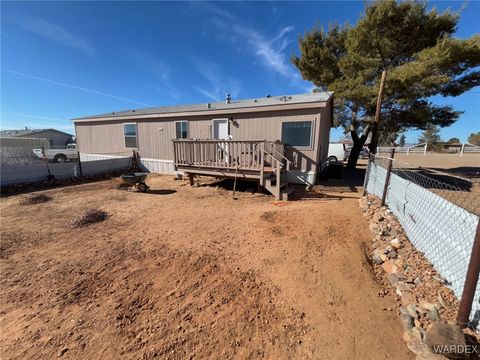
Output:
[
  {"xmin": 0, "ymin": 175, "xmax": 413, "ymax": 359},
  {"xmin": 392, "ymin": 153, "xmax": 479, "ymax": 177}
]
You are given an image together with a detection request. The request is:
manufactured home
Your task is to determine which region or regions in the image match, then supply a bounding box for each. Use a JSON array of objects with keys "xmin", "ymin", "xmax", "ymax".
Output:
[{"xmin": 73, "ymin": 92, "xmax": 333, "ymax": 199}]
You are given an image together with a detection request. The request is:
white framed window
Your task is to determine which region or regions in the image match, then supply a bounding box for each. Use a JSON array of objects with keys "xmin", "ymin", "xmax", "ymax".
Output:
[
  {"xmin": 281, "ymin": 121, "xmax": 313, "ymax": 148},
  {"xmin": 175, "ymin": 121, "xmax": 189, "ymax": 139},
  {"xmin": 123, "ymin": 123, "xmax": 137, "ymax": 148}
]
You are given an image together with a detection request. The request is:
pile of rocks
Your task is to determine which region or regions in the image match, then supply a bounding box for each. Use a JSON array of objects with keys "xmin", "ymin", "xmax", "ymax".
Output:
[{"xmin": 359, "ymin": 195, "xmax": 475, "ymax": 359}]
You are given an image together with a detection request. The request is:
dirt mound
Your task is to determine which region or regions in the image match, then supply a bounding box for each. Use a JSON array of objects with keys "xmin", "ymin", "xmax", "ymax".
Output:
[
  {"xmin": 19, "ymin": 193, "xmax": 52, "ymax": 205},
  {"xmin": 68, "ymin": 208, "xmax": 108, "ymax": 228}
]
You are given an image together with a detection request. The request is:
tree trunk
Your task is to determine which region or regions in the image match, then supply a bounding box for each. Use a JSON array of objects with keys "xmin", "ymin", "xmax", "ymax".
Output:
[{"xmin": 346, "ymin": 125, "xmax": 371, "ymax": 169}]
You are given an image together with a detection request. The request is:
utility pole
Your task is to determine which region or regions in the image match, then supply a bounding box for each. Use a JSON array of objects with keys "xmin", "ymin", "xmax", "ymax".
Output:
[{"xmin": 369, "ymin": 69, "xmax": 388, "ymax": 154}]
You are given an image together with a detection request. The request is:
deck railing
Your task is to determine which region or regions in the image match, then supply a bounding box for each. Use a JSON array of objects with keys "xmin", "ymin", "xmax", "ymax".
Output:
[{"xmin": 173, "ymin": 139, "xmax": 267, "ymax": 171}]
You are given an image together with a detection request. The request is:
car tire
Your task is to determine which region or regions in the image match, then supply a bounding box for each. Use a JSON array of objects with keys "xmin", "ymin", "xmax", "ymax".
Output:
[
  {"xmin": 327, "ymin": 156, "xmax": 338, "ymax": 163},
  {"xmin": 54, "ymin": 154, "xmax": 67, "ymax": 163}
]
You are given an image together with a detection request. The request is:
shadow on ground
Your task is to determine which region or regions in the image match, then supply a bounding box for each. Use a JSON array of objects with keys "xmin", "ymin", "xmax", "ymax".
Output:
[
  {"xmin": 195, "ymin": 165, "xmax": 367, "ymax": 201},
  {"xmin": 140, "ymin": 189, "xmax": 177, "ymax": 196},
  {"xmin": 199, "ymin": 179, "xmax": 259, "ymax": 194}
]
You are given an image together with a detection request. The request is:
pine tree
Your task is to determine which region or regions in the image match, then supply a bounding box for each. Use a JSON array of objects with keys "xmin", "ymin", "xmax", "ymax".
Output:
[{"xmin": 292, "ymin": 0, "xmax": 480, "ymax": 167}]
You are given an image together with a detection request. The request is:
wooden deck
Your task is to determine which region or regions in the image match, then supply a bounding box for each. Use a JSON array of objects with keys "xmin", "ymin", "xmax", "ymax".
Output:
[{"xmin": 172, "ymin": 139, "xmax": 294, "ymax": 200}]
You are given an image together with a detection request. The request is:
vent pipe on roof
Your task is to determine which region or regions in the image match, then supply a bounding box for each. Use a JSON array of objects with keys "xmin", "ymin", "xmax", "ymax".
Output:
[{"xmin": 225, "ymin": 93, "xmax": 231, "ymax": 104}]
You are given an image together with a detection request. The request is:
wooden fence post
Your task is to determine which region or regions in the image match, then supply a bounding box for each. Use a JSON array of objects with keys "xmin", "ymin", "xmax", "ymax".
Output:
[
  {"xmin": 381, "ymin": 148, "xmax": 395, "ymax": 206},
  {"xmin": 457, "ymin": 220, "xmax": 480, "ymax": 328}
]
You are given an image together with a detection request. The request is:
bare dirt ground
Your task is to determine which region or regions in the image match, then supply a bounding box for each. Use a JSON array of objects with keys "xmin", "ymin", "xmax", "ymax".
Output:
[{"xmin": 0, "ymin": 175, "xmax": 413, "ymax": 359}]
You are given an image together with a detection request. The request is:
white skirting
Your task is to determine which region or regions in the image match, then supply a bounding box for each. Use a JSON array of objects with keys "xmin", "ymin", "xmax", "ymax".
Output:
[
  {"xmin": 286, "ymin": 170, "xmax": 316, "ymax": 185},
  {"xmin": 139, "ymin": 158, "xmax": 175, "ymax": 175}
]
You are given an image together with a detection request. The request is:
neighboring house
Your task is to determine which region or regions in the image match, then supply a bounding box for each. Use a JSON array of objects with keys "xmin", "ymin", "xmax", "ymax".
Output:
[
  {"xmin": 73, "ymin": 92, "xmax": 334, "ymax": 197},
  {"xmin": 0, "ymin": 128, "xmax": 74, "ymax": 148},
  {"xmin": 436, "ymin": 142, "xmax": 463, "ymax": 153}
]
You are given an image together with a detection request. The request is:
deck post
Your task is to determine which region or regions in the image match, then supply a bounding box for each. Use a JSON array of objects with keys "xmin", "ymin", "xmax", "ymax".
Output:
[
  {"xmin": 260, "ymin": 141, "xmax": 265, "ymax": 182},
  {"xmin": 188, "ymin": 173, "xmax": 194, "ymax": 186},
  {"xmin": 173, "ymin": 140, "xmax": 177, "ymax": 166}
]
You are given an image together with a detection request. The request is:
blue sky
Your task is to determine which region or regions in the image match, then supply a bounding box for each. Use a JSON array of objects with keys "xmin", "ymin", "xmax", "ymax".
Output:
[{"xmin": 1, "ymin": 1, "xmax": 479, "ymax": 142}]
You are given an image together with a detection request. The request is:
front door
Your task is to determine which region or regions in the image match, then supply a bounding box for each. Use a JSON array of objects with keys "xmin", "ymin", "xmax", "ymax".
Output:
[
  {"xmin": 212, "ymin": 119, "xmax": 229, "ymax": 166},
  {"xmin": 213, "ymin": 119, "xmax": 229, "ymax": 139}
]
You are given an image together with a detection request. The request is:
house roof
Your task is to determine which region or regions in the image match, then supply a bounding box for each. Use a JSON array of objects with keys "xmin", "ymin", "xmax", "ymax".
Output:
[
  {"xmin": 73, "ymin": 92, "xmax": 333, "ymax": 122},
  {"xmin": 0, "ymin": 128, "xmax": 73, "ymax": 137}
]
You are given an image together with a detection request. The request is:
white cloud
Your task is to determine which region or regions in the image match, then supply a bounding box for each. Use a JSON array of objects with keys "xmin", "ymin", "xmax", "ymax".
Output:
[
  {"xmin": 201, "ymin": 3, "xmax": 310, "ymax": 90},
  {"xmin": 122, "ymin": 46, "xmax": 180, "ymax": 99},
  {"xmin": 233, "ymin": 24, "xmax": 297, "ymax": 79},
  {"xmin": 16, "ymin": 15, "xmax": 95, "ymax": 56},
  {"xmin": 195, "ymin": 86, "xmax": 220, "ymax": 101},
  {"xmin": 191, "ymin": 56, "xmax": 241, "ymax": 101}
]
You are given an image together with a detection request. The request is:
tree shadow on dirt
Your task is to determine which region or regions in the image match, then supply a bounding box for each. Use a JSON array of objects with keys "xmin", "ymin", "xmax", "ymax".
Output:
[
  {"xmin": 289, "ymin": 185, "xmax": 360, "ymax": 201},
  {"xmin": 393, "ymin": 168, "xmax": 474, "ymax": 191},
  {"xmin": 140, "ymin": 189, "xmax": 177, "ymax": 195},
  {"xmin": 199, "ymin": 179, "xmax": 259, "ymax": 194},
  {"xmin": 431, "ymin": 166, "xmax": 480, "ymax": 180}
]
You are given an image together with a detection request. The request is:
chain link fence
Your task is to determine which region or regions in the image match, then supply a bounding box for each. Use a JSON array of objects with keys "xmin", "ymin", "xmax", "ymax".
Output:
[
  {"xmin": 0, "ymin": 137, "xmax": 51, "ymax": 166},
  {"xmin": 0, "ymin": 138, "xmax": 134, "ymax": 187},
  {"xmin": 364, "ymin": 154, "xmax": 480, "ymax": 326}
]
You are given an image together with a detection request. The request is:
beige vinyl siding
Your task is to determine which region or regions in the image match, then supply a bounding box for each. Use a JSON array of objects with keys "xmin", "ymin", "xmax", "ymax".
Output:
[
  {"xmin": 317, "ymin": 105, "xmax": 332, "ymax": 165},
  {"xmin": 74, "ymin": 106, "xmax": 331, "ymax": 173},
  {"xmin": 75, "ymin": 122, "xmax": 126, "ymax": 155}
]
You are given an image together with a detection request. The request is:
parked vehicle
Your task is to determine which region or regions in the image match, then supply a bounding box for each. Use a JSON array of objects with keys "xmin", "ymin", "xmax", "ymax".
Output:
[
  {"xmin": 345, "ymin": 146, "xmax": 370, "ymax": 159},
  {"xmin": 33, "ymin": 143, "xmax": 78, "ymax": 163},
  {"xmin": 327, "ymin": 143, "xmax": 347, "ymax": 163}
]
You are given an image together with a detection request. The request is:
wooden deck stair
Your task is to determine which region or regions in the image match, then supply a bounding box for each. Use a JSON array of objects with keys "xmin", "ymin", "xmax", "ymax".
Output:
[
  {"xmin": 172, "ymin": 139, "xmax": 295, "ymax": 200},
  {"xmin": 263, "ymin": 171, "xmax": 295, "ymax": 201}
]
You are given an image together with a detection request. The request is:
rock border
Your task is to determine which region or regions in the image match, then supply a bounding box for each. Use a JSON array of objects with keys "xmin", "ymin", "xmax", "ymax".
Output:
[{"xmin": 359, "ymin": 195, "xmax": 477, "ymax": 359}]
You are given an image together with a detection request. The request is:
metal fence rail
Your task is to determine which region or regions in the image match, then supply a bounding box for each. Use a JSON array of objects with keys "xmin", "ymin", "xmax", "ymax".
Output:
[
  {"xmin": 364, "ymin": 154, "xmax": 480, "ymax": 327},
  {"xmin": 1, "ymin": 153, "xmax": 133, "ymax": 187},
  {"xmin": 0, "ymin": 137, "xmax": 50, "ymax": 166}
]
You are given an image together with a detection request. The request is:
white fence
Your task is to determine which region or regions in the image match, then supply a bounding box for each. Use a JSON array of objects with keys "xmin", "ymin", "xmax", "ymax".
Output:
[
  {"xmin": 377, "ymin": 143, "xmax": 427, "ymax": 155},
  {"xmin": 0, "ymin": 155, "xmax": 132, "ymax": 187},
  {"xmin": 80, "ymin": 153, "xmax": 175, "ymax": 175},
  {"xmin": 461, "ymin": 143, "xmax": 480, "ymax": 155},
  {"xmin": 364, "ymin": 158, "xmax": 480, "ymax": 324},
  {"xmin": 378, "ymin": 142, "xmax": 480, "ymax": 156}
]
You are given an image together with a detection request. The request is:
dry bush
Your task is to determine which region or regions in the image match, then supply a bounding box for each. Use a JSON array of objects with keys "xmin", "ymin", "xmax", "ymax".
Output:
[
  {"xmin": 68, "ymin": 208, "xmax": 108, "ymax": 228},
  {"xmin": 19, "ymin": 193, "xmax": 52, "ymax": 205}
]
